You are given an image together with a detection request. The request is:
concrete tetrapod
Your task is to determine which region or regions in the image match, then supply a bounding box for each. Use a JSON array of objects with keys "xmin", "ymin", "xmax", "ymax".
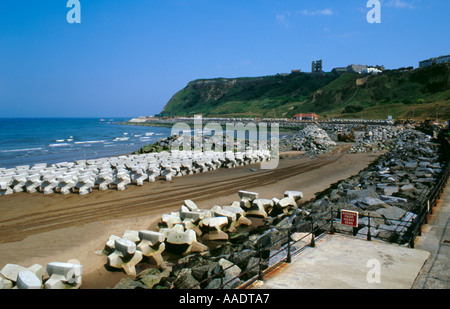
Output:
[
  {"xmin": 275, "ymin": 197, "xmax": 297, "ymax": 214},
  {"xmin": 11, "ymin": 173, "xmax": 27, "ymax": 193},
  {"xmin": 131, "ymin": 167, "xmax": 148, "ymax": 186},
  {"xmin": 45, "ymin": 262, "xmax": 83, "ymax": 289},
  {"xmin": 16, "ymin": 270, "xmax": 42, "ymax": 289},
  {"xmin": 137, "ymin": 230, "xmax": 166, "ymax": 267},
  {"xmin": 0, "ymin": 177, "xmax": 13, "ymax": 196},
  {"xmin": 200, "ymin": 216, "xmax": 230, "ymax": 241},
  {"xmin": 0, "ymin": 277, "xmax": 13, "ymax": 289},
  {"xmin": 284, "ymin": 190, "xmax": 303, "ymax": 204},
  {"xmin": 0, "ymin": 264, "xmax": 28, "ymax": 283},
  {"xmin": 114, "ymin": 171, "xmax": 131, "ymax": 191},
  {"xmin": 164, "ymin": 224, "xmax": 208, "ymax": 255},
  {"xmin": 74, "ymin": 174, "xmax": 95, "ymax": 195},
  {"xmin": 247, "ymin": 199, "xmax": 272, "ymax": 218},
  {"xmin": 97, "ymin": 171, "xmax": 114, "ymax": 191},
  {"xmin": 0, "ymin": 263, "xmax": 46, "ymax": 289},
  {"xmin": 107, "ymin": 238, "xmax": 143, "ymax": 277},
  {"xmin": 25, "ymin": 174, "xmax": 42, "ymax": 193},
  {"xmin": 40, "ymin": 175, "xmax": 59, "ymax": 195},
  {"xmin": 222, "ymin": 205, "xmax": 253, "ymax": 228},
  {"xmin": 238, "ymin": 190, "xmax": 259, "ymax": 209},
  {"xmin": 57, "ymin": 175, "xmax": 77, "ymax": 195}
]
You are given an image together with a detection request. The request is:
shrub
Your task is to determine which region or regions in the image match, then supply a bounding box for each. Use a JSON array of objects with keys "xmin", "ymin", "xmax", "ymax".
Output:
[{"xmin": 343, "ymin": 105, "xmax": 364, "ymax": 114}]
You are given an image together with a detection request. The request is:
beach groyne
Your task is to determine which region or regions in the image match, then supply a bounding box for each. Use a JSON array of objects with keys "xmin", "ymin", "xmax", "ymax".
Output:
[
  {"xmin": 0, "ymin": 148, "xmax": 272, "ymax": 196},
  {"xmin": 126, "ymin": 117, "xmax": 395, "ymax": 129}
]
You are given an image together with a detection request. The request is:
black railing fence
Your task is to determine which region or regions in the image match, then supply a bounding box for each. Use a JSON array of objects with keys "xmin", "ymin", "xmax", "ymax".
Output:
[
  {"xmin": 185, "ymin": 209, "xmax": 331, "ymax": 290},
  {"xmin": 184, "ymin": 135, "xmax": 449, "ymax": 290}
]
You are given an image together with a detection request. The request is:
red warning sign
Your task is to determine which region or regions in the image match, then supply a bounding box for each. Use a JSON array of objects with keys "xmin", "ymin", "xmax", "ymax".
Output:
[{"xmin": 341, "ymin": 210, "xmax": 359, "ymax": 227}]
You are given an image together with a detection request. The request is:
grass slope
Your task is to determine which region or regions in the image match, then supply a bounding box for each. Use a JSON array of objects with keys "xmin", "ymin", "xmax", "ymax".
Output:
[{"xmin": 161, "ymin": 63, "xmax": 450, "ymax": 121}]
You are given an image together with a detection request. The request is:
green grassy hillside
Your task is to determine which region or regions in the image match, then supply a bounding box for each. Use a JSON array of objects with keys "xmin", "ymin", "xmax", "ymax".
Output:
[{"xmin": 161, "ymin": 63, "xmax": 450, "ymax": 121}]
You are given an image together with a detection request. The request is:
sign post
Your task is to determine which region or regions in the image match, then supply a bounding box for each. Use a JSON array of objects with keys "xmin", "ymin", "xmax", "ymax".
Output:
[{"xmin": 341, "ymin": 210, "xmax": 359, "ymax": 228}]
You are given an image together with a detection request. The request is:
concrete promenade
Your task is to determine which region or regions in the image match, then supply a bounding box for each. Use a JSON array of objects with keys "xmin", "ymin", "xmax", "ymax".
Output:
[
  {"xmin": 412, "ymin": 185, "xmax": 450, "ymax": 288},
  {"xmin": 256, "ymin": 234, "xmax": 430, "ymax": 289},
  {"xmin": 254, "ymin": 185, "xmax": 450, "ymax": 290}
]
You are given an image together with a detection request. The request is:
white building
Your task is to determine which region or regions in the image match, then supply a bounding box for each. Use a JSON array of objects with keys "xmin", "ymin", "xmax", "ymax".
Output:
[{"xmin": 363, "ymin": 67, "xmax": 382, "ymax": 75}]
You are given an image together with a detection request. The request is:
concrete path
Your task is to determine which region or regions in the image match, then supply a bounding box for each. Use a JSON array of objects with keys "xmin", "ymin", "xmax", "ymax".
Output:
[
  {"xmin": 412, "ymin": 185, "xmax": 450, "ymax": 289},
  {"xmin": 255, "ymin": 234, "xmax": 430, "ymax": 289},
  {"xmin": 253, "ymin": 181, "xmax": 450, "ymax": 290}
]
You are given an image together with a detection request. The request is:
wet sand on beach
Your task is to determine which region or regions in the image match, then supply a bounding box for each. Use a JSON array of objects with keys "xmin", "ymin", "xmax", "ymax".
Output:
[{"xmin": 0, "ymin": 149, "xmax": 381, "ymax": 288}]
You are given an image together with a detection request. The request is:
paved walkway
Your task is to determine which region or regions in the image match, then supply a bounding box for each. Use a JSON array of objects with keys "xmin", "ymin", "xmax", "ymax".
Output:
[
  {"xmin": 412, "ymin": 185, "xmax": 450, "ymax": 289},
  {"xmin": 255, "ymin": 234, "xmax": 430, "ymax": 289},
  {"xmin": 254, "ymin": 183, "xmax": 450, "ymax": 290}
]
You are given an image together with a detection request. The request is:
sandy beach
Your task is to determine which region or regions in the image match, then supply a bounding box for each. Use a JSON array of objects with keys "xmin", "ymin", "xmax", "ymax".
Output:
[{"xmin": 0, "ymin": 148, "xmax": 382, "ymax": 289}]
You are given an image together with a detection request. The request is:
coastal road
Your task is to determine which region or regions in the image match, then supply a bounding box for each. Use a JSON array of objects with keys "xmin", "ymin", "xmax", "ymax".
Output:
[{"xmin": 0, "ymin": 145, "xmax": 361, "ymax": 244}]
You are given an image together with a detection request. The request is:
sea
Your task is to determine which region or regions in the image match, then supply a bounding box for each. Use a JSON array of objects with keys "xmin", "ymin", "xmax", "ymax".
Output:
[{"xmin": 0, "ymin": 118, "xmax": 173, "ymax": 169}]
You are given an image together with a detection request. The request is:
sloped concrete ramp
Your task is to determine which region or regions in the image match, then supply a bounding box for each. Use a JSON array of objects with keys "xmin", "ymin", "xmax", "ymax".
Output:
[{"xmin": 257, "ymin": 234, "xmax": 430, "ymax": 289}]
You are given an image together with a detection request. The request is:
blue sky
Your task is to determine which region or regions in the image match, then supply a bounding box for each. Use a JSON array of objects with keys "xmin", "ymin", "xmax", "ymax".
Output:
[{"xmin": 0, "ymin": 0, "xmax": 449, "ymax": 118}]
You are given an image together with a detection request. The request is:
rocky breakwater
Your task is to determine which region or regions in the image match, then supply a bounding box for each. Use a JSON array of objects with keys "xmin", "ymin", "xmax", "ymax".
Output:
[
  {"xmin": 322, "ymin": 123, "xmax": 408, "ymax": 153},
  {"xmin": 134, "ymin": 133, "xmax": 270, "ymax": 155},
  {"xmin": 279, "ymin": 124, "xmax": 337, "ymax": 156},
  {"xmin": 280, "ymin": 123, "xmax": 418, "ymax": 157},
  {"xmin": 280, "ymin": 123, "xmax": 412, "ymax": 156},
  {"xmin": 301, "ymin": 128, "xmax": 447, "ymax": 243}
]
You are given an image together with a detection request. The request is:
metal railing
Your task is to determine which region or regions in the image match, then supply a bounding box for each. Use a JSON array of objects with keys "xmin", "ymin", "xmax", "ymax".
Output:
[
  {"xmin": 341, "ymin": 134, "xmax": 449, "ymax": 248},
  {"xmin": 184, "ymin": 209, "xmax": 333, "ymax": 289},
  {"xmin": 405, "ymin": 134, "xmax": 450, "ymax": 248}
]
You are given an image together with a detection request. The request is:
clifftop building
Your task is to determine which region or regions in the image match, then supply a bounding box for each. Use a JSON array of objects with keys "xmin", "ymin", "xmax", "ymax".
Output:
[
  {"xmin": 311, "ymin": 60, "xmax": 323, "ymax": 74},
  {"xmin": 419, "ymin": 55, "xmax": 450, "ymax": 68},
  {"xmin": 347, "ymin": 64, "xmax": 367, "ymax": 74},
  {"xmin": 332, "ymin": 67, "xmax": 348, "ymax": 74},
  {"xmin": 332, "ymin": 64, "xmax": 384, "ymax": 75}
]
